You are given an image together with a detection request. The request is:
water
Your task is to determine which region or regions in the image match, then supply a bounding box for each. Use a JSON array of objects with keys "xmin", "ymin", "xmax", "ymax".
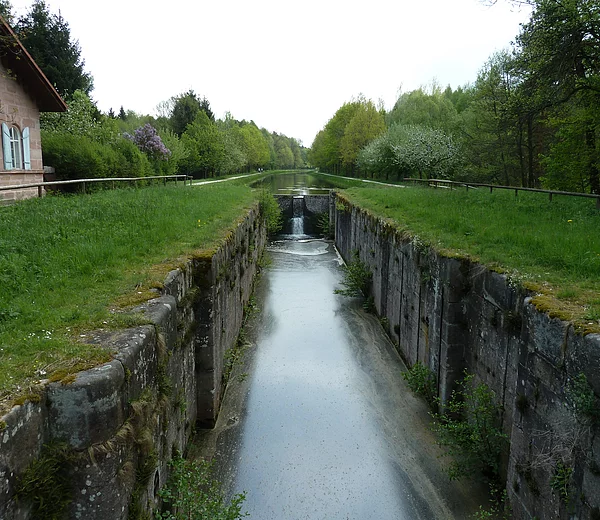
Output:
[
  {"xmin": 200, "ymin": 239, "xmax": 485, "ymax": 519},
  {"xmin": 251, "ymin": 172, "xmax": 343, "ymax": 195}
]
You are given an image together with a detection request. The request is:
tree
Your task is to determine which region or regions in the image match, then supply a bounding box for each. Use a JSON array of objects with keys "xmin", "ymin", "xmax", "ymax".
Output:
[
  {"xmin": 339, "ymin": 99, "xmax": 386, "ymax": 174},
  {"xmin": 387, "ymin": 85, "xmax": 460, "ymax": 134},
  {"xmin": 180, "ymin": 111, "xmax": 224, "ymax": 177},
  {"xmin": 512, "ymin": 0, "xmax": 600, "ymax": 192},
  {"xmin": 0, "ymin": 0, "xmax": 14, "ymax": 25},
  {"xmin": 125, "ymin": 123, "xmax": 171, "ymax": 162},
  {"xmin": 170, "ymin": 90, "xmax": 214, "ymax": 136},
  {"xmin": 15, "ymin": 0, "xmax": 93, "ymax": 97}
]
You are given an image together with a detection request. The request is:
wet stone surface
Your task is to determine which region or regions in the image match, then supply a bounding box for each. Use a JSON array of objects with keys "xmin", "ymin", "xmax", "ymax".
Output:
[{"xmin": 197, "ymin": 239, "xmax": 485, "ymax": 519}]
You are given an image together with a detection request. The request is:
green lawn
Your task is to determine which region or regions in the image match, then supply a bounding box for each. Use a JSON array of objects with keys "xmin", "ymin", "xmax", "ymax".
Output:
[
  {"xmin": 0, "ymin": 183, "xmax": 257, "ymax": 407},
  {"xmin": 341, "ymin": 185, "xmax": 600, "ymax": 331}
]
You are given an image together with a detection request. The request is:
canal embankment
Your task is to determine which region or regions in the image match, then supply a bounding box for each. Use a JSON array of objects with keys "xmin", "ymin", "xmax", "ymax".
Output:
[
  {"xmin": 0, "ymin": 202, "xmax": 267, "ymax": 519},
  {"xmin": 333, "ymin": 192, "xmax": 600, "ymax": 520}
]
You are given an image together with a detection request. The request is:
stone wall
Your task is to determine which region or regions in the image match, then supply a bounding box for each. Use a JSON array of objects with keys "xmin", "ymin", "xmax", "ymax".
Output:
[
  {"xmin": 334, "ymin": 194, "xmax": 600, "ymax": 519},
  {"xmin": 275, "ymin": 194, "xmax": 332, "ymax": 235},
  {"xmin": 0, "ymin": 206, "xmax": 266, "ymax": 519}
]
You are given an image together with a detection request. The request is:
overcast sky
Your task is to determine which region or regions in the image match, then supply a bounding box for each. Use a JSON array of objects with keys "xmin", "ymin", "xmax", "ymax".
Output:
[{"xmin": 10, "ymin": 0, "xmax": 531, "ymax": 146}]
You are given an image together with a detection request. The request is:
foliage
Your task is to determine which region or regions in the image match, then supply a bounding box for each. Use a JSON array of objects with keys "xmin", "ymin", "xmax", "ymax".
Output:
[
  {"xmin": 568, "ymin": 372, "xmax": 599, "ymax": 422},
  {"xmin": 170, "ymin": 90, "xmax": 214, "ymax": 136},
  {"xmin": 15, "ymin": 0, "xmax": 93, "ymax": 97},
  {"xmin": 550, "ymin": 461, "xmax": 574, "ymax": 505},
  {"xmin": 431, "ymin": 372, "xmax": 507, "ymax": 482},
  {"xmin": 180, "ymin": 111, "xmax": 225, "ymax": 178},
  {"xmin": 0, "ymin": 0, "xmax": 13, "ymax": 24},
  {"xmin": 41, "ymin": 130, "xmax": 152, "ymax": 181},
  {"xmin": 16, "ymin": 443, "xmax": 75, "ymax": 520},
  {"xmin": 41, "ymin": 90, "xmax": 102, "ymax": 137},
  {"xmin": 335, "ymin": 250, "xmax": 372, "ymax": 298},
  {"xmin": 258, "ymin": 189, "xmax": 282, "ymax": 234},
  {"xmin": 125, "ymin": 123, "xmax": 171, "ymax": 161},
  {"xmin": 0, "ymin": 183, "xmax": 256, "ymax": 403},
  {"xmin": 402, "ymin": 361, "xmax": 437, "ymax": 405},
  {"xmin": 357, "ymin": 123, "xmax": 460, "ymax": 180},
  {"xmin": 155, "ymin": 457, "xmax": 247, "ymax": 520}
]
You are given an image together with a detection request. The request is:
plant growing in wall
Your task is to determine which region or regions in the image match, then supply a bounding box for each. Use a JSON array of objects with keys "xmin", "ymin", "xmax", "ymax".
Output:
[
  {"xmin": 402, "ymin": 361, "xmax": 437, "ymax": 407},
  {"xmin": 155, "ymin": 457, "xmax": 247, "ymax": 520},
  {"xmin": 258, "ymin": 190, "xmax": 282, "ymax": 235},
  {"xmin": 334, "ymin": 250, "xmax": 372, "ymax": 299},
  {"xmin": 431, "ymin": 372, "xmax": 507, "ymax": 483}
]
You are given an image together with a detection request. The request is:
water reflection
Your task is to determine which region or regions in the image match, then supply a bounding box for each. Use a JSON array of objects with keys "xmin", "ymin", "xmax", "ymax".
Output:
[{"xmin": 251, "ymin": 172, "xmax": 342, "ymax": 195}]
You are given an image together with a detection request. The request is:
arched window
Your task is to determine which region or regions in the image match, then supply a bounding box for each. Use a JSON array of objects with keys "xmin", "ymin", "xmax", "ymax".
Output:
[{"xmin": 2, "ymin": 123, "xmax": 30, "ymax": 171}]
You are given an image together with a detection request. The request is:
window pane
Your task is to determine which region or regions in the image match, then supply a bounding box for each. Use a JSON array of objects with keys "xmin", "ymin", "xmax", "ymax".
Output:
[{"xmin": 9, "ymin": 127, "xmax": 22, "ymax": 169}]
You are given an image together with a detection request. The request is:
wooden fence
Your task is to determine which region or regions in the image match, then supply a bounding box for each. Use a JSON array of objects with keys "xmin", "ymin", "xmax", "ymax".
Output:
[
  {"xmin": 0, "ymin": 174, "xmax": 192, "ymax": 198},
  {"xmin": 403, "ymin": 178, "xmax": 600, "ymax": 208}
]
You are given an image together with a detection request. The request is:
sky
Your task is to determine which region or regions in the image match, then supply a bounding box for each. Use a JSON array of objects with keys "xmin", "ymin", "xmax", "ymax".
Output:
[{"xmin": 9, "ymin": 0, "xmax": 531, "ymax": 146}]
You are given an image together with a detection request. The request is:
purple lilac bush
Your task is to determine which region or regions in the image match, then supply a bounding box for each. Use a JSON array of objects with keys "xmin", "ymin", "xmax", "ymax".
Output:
[{"xmin": 125, "ymin": 124, "xmax": 171, "ymax": 161}]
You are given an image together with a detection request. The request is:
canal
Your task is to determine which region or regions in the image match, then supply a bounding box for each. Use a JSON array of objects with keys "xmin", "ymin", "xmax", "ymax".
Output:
[{"xmin": 197, "ymin": 173, "xmax": 486, "ymax": 518}]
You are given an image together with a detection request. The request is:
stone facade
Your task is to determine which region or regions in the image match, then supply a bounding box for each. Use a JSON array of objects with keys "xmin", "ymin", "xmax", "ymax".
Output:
[{"xmin": 334, "ymin": 193, "xmax": 600, "ymax": 519}]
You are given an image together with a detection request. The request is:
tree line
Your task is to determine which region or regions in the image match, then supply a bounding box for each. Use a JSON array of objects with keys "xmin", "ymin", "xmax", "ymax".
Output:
[
  {"xmin": 310, "ymin": 0, "xmax": 600, "ymax": 193},
  {"xmin": 0, "ymin": 1, "xmax": 307, "ymax": 181}
]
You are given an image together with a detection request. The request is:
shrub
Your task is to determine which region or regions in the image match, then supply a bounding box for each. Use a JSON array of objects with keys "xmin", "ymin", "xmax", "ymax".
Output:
[
  {"xmin": 402, "ymin": 361, "xmax": 437, "ymax": 405},
  {"xmin": 155, "ymin": 457, "xmax": 247, "ymax": 520},
  {"xmin": 335, "ymin": 250, "xmax": 372, "ymax": 298},
  {"xmin": 258, "ymin": 190, "xmax": 282, "ymax": 235},
  {"xmin": 431, "ymin": 372, "xmax": 507, "ymax": 482}
]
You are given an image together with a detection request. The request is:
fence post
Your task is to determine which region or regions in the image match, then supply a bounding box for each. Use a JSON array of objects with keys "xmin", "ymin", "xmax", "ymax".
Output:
[
  {"xmin": 549, "ymin": 192, "xmax": 553, "ymax": 202},
  {"xmin": 82, "ymin": 182, "xmax": 86, "ymax": 194},
  {"xmin": 596, "ymin": 197, "xmax": 600, "ymax": 210},
  {"xmin": 515, "ymin": 189, "xmax": 518, "ymax": 198},
  {"xmin": 38, "ymin": 185, "xmax": 43, "ymax": 198}
]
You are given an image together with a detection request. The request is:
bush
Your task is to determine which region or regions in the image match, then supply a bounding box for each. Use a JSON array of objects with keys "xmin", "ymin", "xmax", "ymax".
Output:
[
  {"xmin": 431, "ymin": 372, "xmax": 507, "ymax": 482},
  {"xmin": 156, "ymin": 457, "xmax": 247, "ymax": 520},
  {"xmin": 335, "ymin": 250, "xmax": 372, "ymax": 298},
  {"xmin": 258, "ymin": 190, "xmax": 282, "ymax": 234},
  {"xmin": 402, "ymin": 361, "xmax": 437, "ymax": 405},
  {"xmin": 42, "ymin": 131, "xmax": 153, "ymax": 182}
]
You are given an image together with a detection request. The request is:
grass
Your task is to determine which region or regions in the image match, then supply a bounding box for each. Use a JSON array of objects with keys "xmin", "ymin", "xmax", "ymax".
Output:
[
  {"xmin": 0, "ymin": 183, "xmax": 257, "ymax": 409},
  {"xmin": 341, "ymin": 185, "xmax": 600, "ymax": 332}
]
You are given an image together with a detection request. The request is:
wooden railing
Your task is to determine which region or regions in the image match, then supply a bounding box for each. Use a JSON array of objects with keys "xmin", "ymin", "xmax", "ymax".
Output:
[
  {"xmin": 0, "ymin": 174, "xmax": 192, "ymax": 198},
  {"xmin": 403, "ymin": 178, "xmax": 600, "ymax": 208}
]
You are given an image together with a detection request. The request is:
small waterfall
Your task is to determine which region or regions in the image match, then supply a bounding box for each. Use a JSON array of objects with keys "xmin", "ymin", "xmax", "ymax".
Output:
[{"xmin": 290, "ymin": 196, "xmax": 305, "ymax": 236}]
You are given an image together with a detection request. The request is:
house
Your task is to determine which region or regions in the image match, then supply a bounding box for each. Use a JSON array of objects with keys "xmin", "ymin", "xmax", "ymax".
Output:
[{"xmin": 0, "ymin": 14, "xmax": 66, "ymax": 203}]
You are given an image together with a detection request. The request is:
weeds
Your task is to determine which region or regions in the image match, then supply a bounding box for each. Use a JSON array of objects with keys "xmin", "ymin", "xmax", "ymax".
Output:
[
  {"xmin": 402, "ymin": 361, "xmax": 437, "ymax": 406},
  {"xmin": 16, "ymin": 442, "xmax": 75, "ymax": 519},
  {"xmin": 431, "ymin": 372, "xmax": 507, "ymax": 483},
  {"xmin": 155, "ymin": 457, "xmax": 247, "ymax": 520},
  {"xmin": 257, "ymin": 189, "xmax": 282, "ymax": 235},
  {"xmin": 335, "ymin": 251, "xmax": 372, "ymax": 298}
]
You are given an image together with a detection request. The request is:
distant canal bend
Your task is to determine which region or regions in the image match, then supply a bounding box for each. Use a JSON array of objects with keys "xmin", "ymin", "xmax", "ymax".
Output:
[{"xmin": 198, "ymin": 217, "xmax": 485, "ymax": 518}]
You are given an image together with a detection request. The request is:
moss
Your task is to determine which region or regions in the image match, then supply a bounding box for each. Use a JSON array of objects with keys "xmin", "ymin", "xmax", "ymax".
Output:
[
  {"xmin": 12, "ymin": 390, "xmax": 43, "ymax": 406},
  {"xmin": 16, "ymin": 442, "xmax": 75, "ymax": 519}
]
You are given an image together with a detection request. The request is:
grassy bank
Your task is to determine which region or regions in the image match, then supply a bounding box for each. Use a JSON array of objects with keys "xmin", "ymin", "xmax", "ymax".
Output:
[
  {"xmin": 342, "ymin": 185, "xmax": 600, "ymax": 331},
  {"xmin": 0, "ymin": 183, "xmax": 257, "ymax": 406}
]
